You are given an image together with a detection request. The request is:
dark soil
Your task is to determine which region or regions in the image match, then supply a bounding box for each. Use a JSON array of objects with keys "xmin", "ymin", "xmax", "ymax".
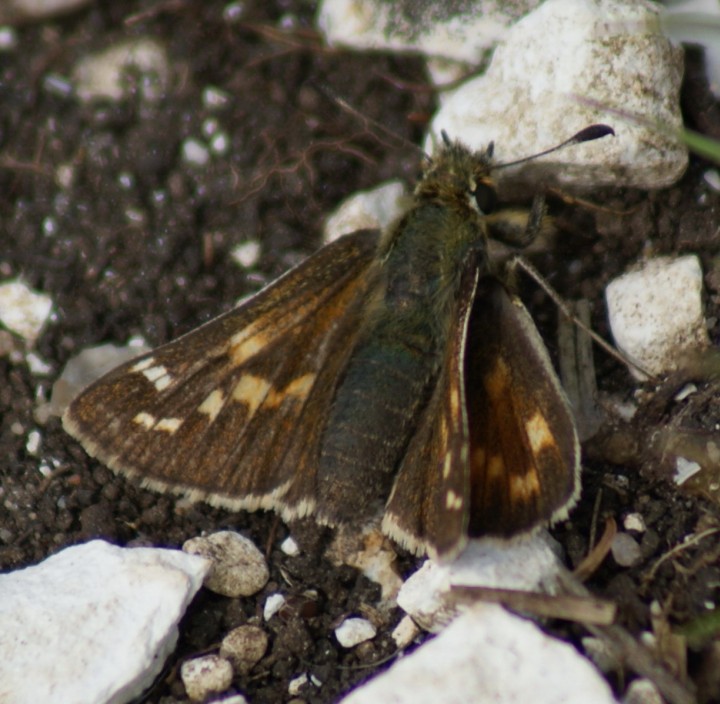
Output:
[{"xmin": 1, "ymin": 2, "xmax": 720, "ymax": 703}]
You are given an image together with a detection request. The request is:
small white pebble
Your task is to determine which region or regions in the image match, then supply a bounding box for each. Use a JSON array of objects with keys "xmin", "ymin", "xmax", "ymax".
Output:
[
  {"xmin": 280, "ymin": 536, "xmax": 300, "ymax": 556},
  {"xmin": 26, "ymin": 351, "xmax": 52, "ymax": 375},
  {"xmin": 391, "ymin": 615, "xmax": 420, "ymax": 649},
  {"xmin": 231, "ymin": 240, "xmax": 261, "ymax": 269},
  {"xmin": 182, "ymin": 138, "xmax": 210, "ymax": 166},
  {"xmin": 611, "ymin": 533, "xmax": 642, "ymax": 568},
  {"xmin": 606, "ymin": 256, "xmax": 708, "ymax": 379},
  {"xmin": 623, "ymin": 513, "xmax": 646, "ymax": 533},
  {"xmin": 335, "ymin": 617, "xmax": 377, "ymax": 648},
  {"xmin": 0, "ymin": 26, "xmax": 17, "ymax": 51},
  {"xmin": 674, "ymin": 456, "xmax": 702, "ymax": 485},
  {"xmin": 72, "ymin": 38, "xmax": 169, "ymax": 103},
  {"xmin": 264, "ymin": 593, "xmax": 286, "ymax": 620},
  {"xmin": 288, "ymin": 673, "xmax": 308, "ymax": 696},
  {"xmin": 55, "ymin": 163, "xmax": 75, "ymax": 189},
  {"xmin": 0, "ymin": 279, "xmax": 53, "ymax": 343},
  {"xmin": 703, "ymin": 169, "xmax": 720, "ymax": 192},
  {"xmin": 25, "ymin": 430, "xmax": 41, "ymax": 456},
  {"xmin": 183, "ymin": 531, "xmax": 269, "ymax": 597},
  {"xmin": 223, "ymin": 2, "xmax": 247, "ymax": 23},
  {"xmin": 215, "ymin": 696, "xmax": 248, "ymax": 704},
  {"xmin": 210, "ymin": 132, "xmax": 230, "ymax": 155},
  {"xmin": 202, "ymin": 85, "xmax": 231, "ymax": 110},
  {"xmin": 623, "ymin": 677, "xmax": 664, "ymax": 704},
  {"xmin": 220, "ymin": 625, "xmax": 269, "ymax": 674},
  {"xmin": 181, "ymin": 654, "xmax": 233, "ymax": 702},
  {"xmin": 202, "ymin": 117, "xmax": 220, "ymax": 138},
  {"xmin": 674, "ymin": 383, "xmax": 697, "ymax": 402}
]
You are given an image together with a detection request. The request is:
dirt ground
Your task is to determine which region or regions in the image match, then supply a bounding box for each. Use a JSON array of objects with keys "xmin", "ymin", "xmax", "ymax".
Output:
[{"xmin": 2, "ymin": 2, "xmax": 720, "ymax": 703}]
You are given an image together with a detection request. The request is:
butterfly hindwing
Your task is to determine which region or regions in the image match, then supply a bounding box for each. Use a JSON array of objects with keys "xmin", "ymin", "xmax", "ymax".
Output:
[
  {"xmin": 464, "ymin": 276, "xmax": 581, "ymax": 538},
  {"xmin": 63, "ymin": 230, "xmax": 382, "ymax": 520}
]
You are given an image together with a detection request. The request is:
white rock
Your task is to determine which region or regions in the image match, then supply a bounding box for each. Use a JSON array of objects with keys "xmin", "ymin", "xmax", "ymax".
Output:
[
  {"xmin": 427, "ymin": 0, "xmax": 687, "ymax": 190},
  {"xmin": 289, "ymin": 672, "xmax": 309, "ymax": 696},
  {"xmin": 50, "ymin": 340, "xmax": 151, "ymax": 416},
  {"xmin": 335, "ymin": 617, "xmax": 377, "ymax": 648},
  {"xmin": 214, "ymin": 696, "xmax": 248, "ymax": 704},
  {"xmin": 674, "ymin": 456, "xmax": 702, "ymax": 485},
  {"xmin": 623, "ymin": 677, "xmax": 664, "ymax": 704},
  {"xmin": 182, "ymin": 138, "xmax": 211, "ymax": 166},
  {"xmin": 326, "ymin": 525, "xmax": 403, "ymax": 602},
  {"xmin": 0, "ymin": 540, "xmax": 210, "ymax": 704},
  {"xmin": 26, "ymin": 351, "xmax": 52, "ymax": 375},
  {"xmin": 263, "ymin": 592, "xmax": 286, "ymax": 620},
  {"xmin": 73, "ymin": 38, "xmax": 170, "ymax": 103},
  {"xmin": 398, "ymin": 533, "xmax": 563, "ymax": 632},
  {"xmin": 0, "ymin": 0, "xmax": 92, "ymax": 24},
  {"xmin": 0, "ymin": 279, "xmax": 52, "ymax": 343},
  {"xmin": 0, "ymin": 26, "xmax": 18, "ymax": 50},
  {"xmin": 317, "ymin": 0, "xmax": 541, "ymax": 64},
  {"xmin": 623, "ymin": 513, "xmax": 646, "ymax": 533},
  {"xmin": 661, "ymin": 0, "xmax": 720, "ymax": 97},
  {"xmin": 280, "ymin": 535, "xmax": 300, "ymax": 556},
  {"xmin": 340, "ymin": 604, "xmax": 617, "ymax": 704},
  {"xmin": 391, "ymin": 615, "xmax": 421, "ymax": 649},
  {"xmin": 220, "ymin": 625, "xmax": 269, "ymax": 674},
  {"xmin": 183, "ymin": 531, "xmax": 269, "ymax": 597},
  {"xmin": 605, "ymin": 255, "xmax": 709, "ymax": 379},
  {"xmin": 180, "ymin": 654, "xmax": 234, "ymax": 702},
  {"xmin": 323, "ymin": 180, "xmax": 407, "ymax": 244},
  {"xmin": 202, "ymin": 85, "xmax": 231, "ymax": 110},
  {"xmin": 231, "ymin": 240, "xmax": 262, "ymax": 269},
  {"xmin": 610, "ymin": 532, "xmax": 642, "ymax": 568}
]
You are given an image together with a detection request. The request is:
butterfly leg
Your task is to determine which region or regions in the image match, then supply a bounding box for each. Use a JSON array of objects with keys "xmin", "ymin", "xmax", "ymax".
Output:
[{"xmin": 485, "ymin": 194, "xmax": 548, "ymax": 248}]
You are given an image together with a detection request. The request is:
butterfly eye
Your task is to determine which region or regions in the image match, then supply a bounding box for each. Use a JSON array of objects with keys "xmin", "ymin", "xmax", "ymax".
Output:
[{"xmin": 472, "ymin": 182, "xmax": 497, "ymax": 214}]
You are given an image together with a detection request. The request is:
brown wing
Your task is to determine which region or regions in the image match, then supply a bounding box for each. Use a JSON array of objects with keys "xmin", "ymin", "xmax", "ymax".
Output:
[
  {"xmin": 464, "ymin": 277, "xmax": 581, "ymax": 539},
  {"xmin": 63, "ymin": 230, "xmax": 382, "ymax": 522}
]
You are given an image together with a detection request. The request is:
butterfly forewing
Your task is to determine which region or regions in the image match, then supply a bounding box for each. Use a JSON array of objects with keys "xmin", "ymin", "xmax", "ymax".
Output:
[
  {"xmin": 63, "ymin": 230, "xmax": 382, "ymax": 518},
  {"xmin": 464, "ymin": 278, "xmax": 581, "ymax": 537}
]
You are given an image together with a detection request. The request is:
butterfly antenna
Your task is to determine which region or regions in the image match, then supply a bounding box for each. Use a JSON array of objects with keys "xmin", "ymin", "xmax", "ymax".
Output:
[
  {"xmin": 494, "ymin": 125, "xmax": 615, "ymax": 170},
  {"xmin": 316, "ymin": 85, "xmax": 428, "ymax": 160}
]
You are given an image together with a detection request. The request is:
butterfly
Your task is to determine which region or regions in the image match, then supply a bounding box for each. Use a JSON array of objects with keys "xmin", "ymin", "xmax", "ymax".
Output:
[{"xmin": 63, "ymin": 125, "xmax": 613, "ymax": 560}]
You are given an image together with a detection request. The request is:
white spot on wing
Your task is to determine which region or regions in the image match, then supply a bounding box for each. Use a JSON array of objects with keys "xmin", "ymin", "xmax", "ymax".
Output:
[
  {"xmin": 442, "ymin": 451, "xmax": 452, "ymax": 479},
  {"xmin": 139, "ymin": 364, "xmax": 173, "ymax": 392},
  {"xmin": 526, "ymin": 411, "xmax": 554, "ymax": 454},
  {"xmin": 133, "ymin": 411, "xmax": 156, "ymax": 429},
  {"xmin": 445, "ymin": 489, "xmax": 463, "ymax": 510},
  {"xmin": 230, "ymin": 324, "xmax": 269, "ymax": 365},
  {"xmin": 131, "ymin": 357, "xmax": 155, "ymax": 373},
  {"xmin": 198, "ymin": 389, "xmax": 225, "ymax": 423},
  {"xmin": 155, "ymin": 417, "xmax": 183, "ymax": 433},
  {"xmin": 233, "ymin": 374, "xmax": 272, "ymax": 419}
]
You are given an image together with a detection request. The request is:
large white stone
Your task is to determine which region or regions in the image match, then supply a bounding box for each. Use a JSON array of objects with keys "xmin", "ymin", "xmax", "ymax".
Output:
[
  {"xmin": 0, "ymin": 540, "xmax": 210, "ymax": 704},
  {"xmin": 427, "ymin": 0, "xmax": 687, "ymax": 190},
  {"xmin": 398, "ymin": 533, "xmax": 564, "ymax": 632},
  {"xmin": 340, "ymin": 604, "xmax": 618, "ymax": 704},
  {"xmin": 323, "ymin": 180, "xmax": 407, "ymax": 244},
  {"xmin": 317, "ymin": 0, "xmax": 541, "ymax": 64}
]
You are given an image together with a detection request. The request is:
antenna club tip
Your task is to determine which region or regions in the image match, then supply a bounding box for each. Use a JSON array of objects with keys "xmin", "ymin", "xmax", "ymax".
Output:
[{"xmin": 575, "ymin": 124, "xmax": 615, "ymax": 143}]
